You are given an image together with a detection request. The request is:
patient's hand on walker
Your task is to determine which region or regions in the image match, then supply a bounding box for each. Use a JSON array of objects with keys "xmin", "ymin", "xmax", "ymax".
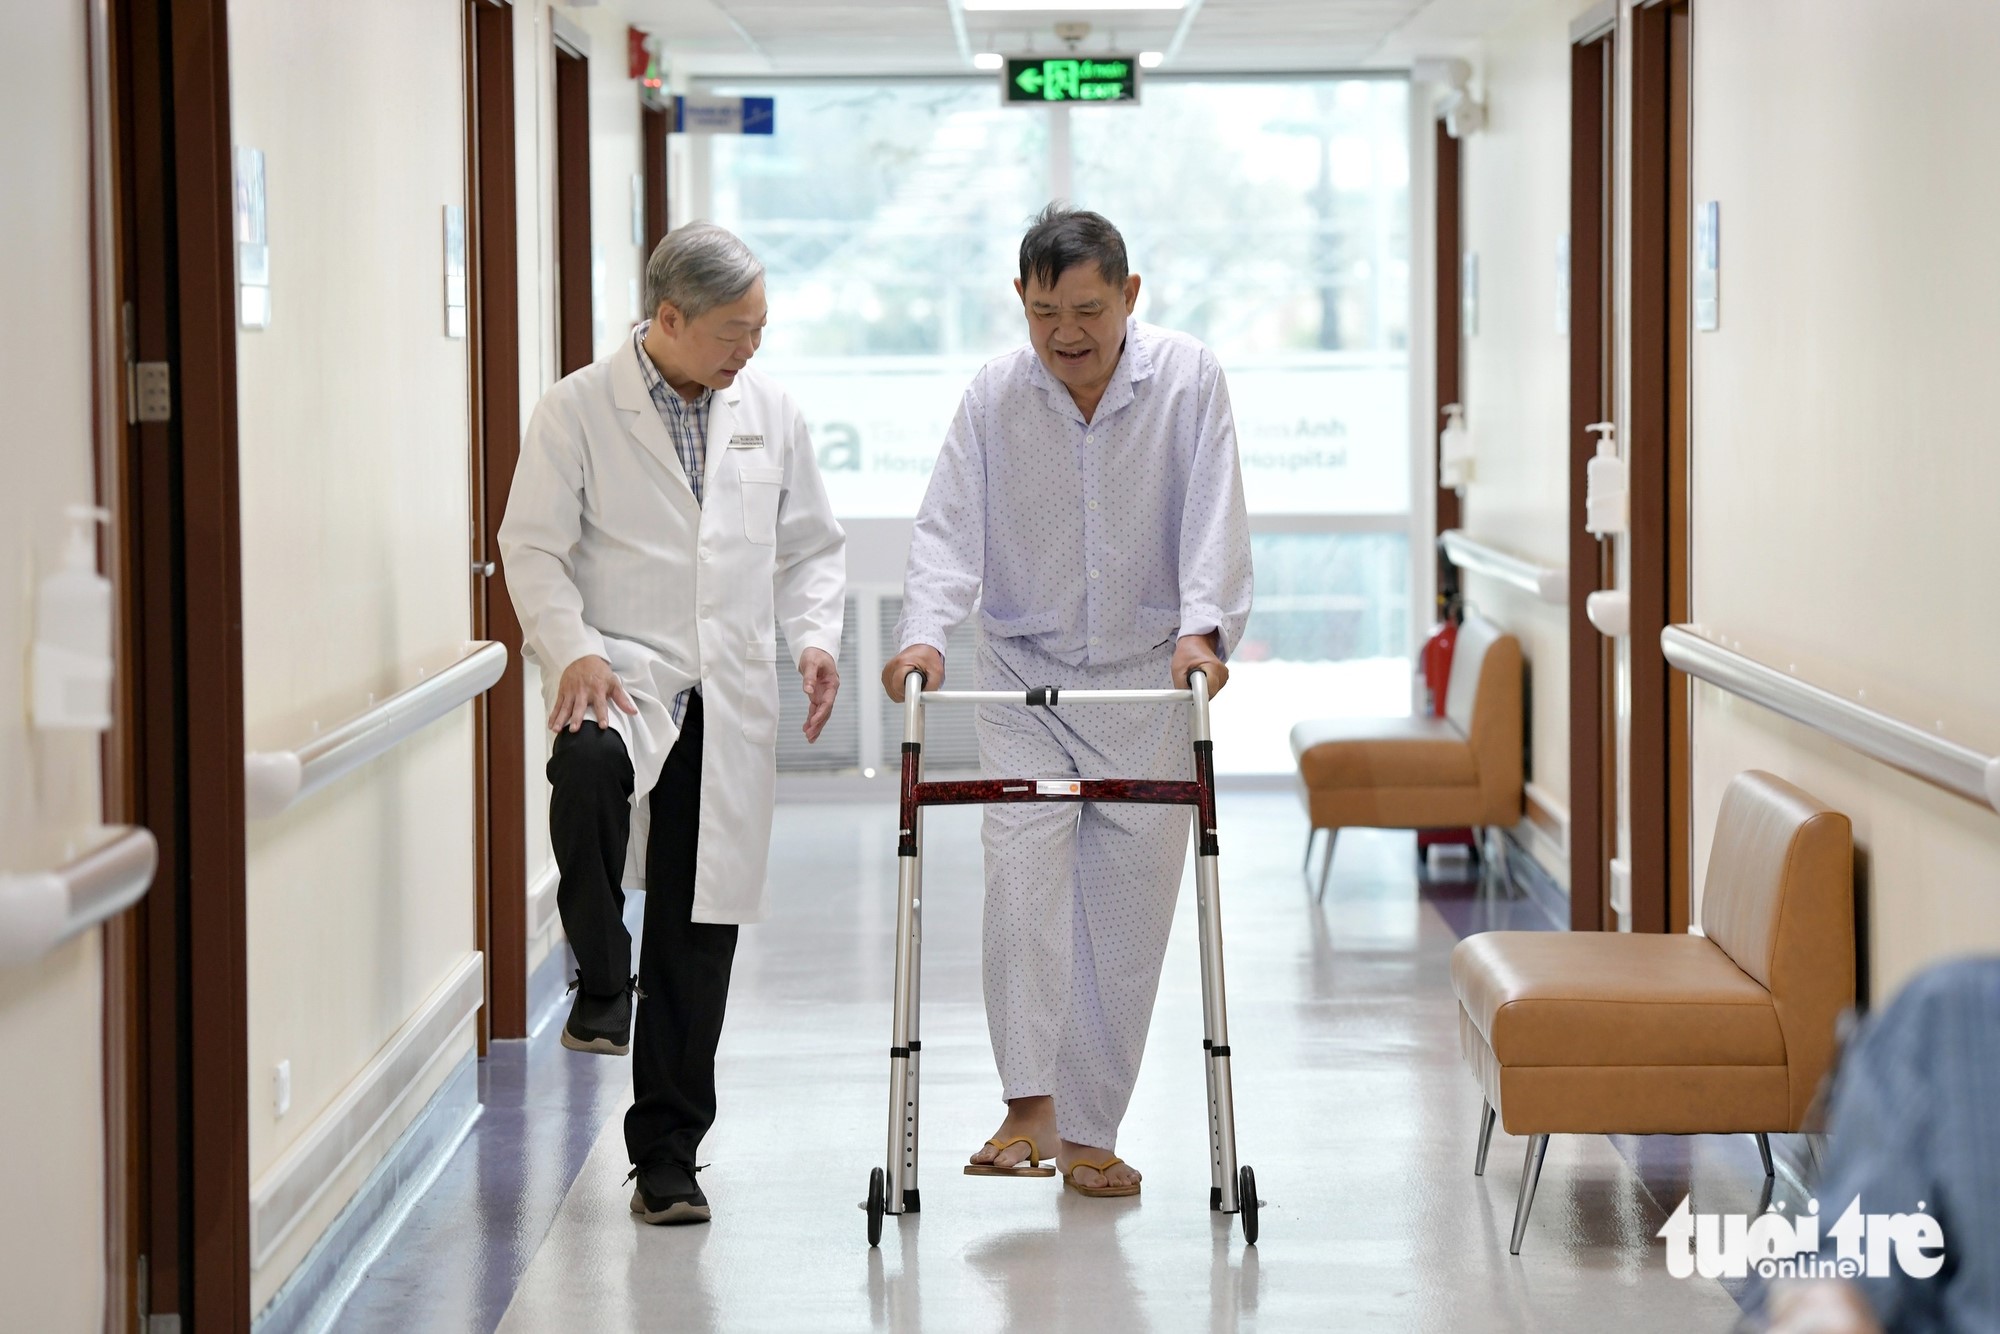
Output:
[
  {"xmin": 881, "ymin": 644, "xmax": 944, "ymax": 702},
  {"xmin": 1172, "ymin": 632, "xmax": 1229, "ymax": 696}
]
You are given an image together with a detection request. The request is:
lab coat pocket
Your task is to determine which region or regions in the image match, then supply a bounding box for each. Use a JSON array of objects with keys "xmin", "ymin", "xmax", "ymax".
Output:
[
  {"xmin": 741, "ymin": 658, "xmax": 780, "ymax": 743},
  {"xmin": 739, "ymin": 465, "xmax": 784, "ymax": 546}
]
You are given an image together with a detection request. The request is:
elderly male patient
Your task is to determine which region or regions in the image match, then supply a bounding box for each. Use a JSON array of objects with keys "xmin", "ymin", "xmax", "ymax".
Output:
[
  {"xmin": 501, "ymin": 223, "xmax": 844, "ymax": 1226},
  {"xmin": 883, "ymin": 204, "xmax": 1252, "ymax": 1198}
]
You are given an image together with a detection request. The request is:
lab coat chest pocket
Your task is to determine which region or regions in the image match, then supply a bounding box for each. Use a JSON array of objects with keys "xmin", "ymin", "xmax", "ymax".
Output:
[{"xmin": 739, "ymin": 464, "xmax": 784, "ymax": 546}]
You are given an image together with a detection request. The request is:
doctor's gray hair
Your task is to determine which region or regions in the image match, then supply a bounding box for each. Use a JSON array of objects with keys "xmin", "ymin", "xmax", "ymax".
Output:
[{"xmin": 644, "ymin": 222, "xmax": 765, "ymax": 323}]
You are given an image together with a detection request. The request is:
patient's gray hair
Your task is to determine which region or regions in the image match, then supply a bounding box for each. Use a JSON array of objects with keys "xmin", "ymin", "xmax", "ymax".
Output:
[{"xmin": 644, "ymin": 222, "xmax": 765, "ymax": 323}]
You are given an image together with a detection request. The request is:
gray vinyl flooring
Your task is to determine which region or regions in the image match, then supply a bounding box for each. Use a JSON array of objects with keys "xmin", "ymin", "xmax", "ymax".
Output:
[{"xmin": 491, "ymin": 796, "xmax": 1749, "ymax": 1333}]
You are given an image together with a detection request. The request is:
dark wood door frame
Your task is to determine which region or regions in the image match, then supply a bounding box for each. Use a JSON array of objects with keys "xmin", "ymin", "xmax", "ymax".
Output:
[
  {"xmin": 106, "ymin": 0, "xmax": 252, "ymax": 1324},
  {"xmin": 554, "ymin": 39, "xmax": 592, "ymax": 377},
  {"xmin": 642, "ymin": 99, "xmax": 670, "ymax": 258},
  {"xmin": 468, "ymin": 0, "xmax": 529, "ymax": 1041},
  {"xmin": 1567, "ymin": 27, "xmax": 1615, "ymax": 932},
  {"xmin": 1433, "ymin": 120, "xmax": 1462, "ymax": 616},
  {"xmin": 1626, "ymin": 0, "xmax": 1693, "ymax": 935}
]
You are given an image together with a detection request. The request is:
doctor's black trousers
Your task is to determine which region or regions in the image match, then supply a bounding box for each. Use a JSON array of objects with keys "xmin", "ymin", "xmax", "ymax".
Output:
[{"xmin": 546, "ymin": 694, "xmax": 738, "ymax": 1171}]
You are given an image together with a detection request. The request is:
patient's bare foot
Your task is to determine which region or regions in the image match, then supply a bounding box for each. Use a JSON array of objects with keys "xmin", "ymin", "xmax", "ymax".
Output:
[
  {"xmin": 968, "ymin": 1095, "xmax": 1058, "ymax": 1169},
  {"xmin": 1059, "ymin": 1141, "xmax": 1142, "ymax": 1191}
]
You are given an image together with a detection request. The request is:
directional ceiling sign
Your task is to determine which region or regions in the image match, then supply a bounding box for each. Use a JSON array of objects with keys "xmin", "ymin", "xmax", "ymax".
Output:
[
  {"xmin": 1003, "ymin": 57, "xmax": 1140, "ymax": 106},
  {"xmin": 673, "ymin": 94, "xmax": 776, "ymax": 135}
]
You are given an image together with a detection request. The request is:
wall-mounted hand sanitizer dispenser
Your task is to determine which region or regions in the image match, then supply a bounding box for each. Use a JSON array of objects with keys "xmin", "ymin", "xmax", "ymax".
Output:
[
  {"xmin": 1439, "ymin": 403, "xmax": 1474, "ymax": 491},
  {"xmin": 1583, "ymin": 421, "xmax": 1625, "ymax": 536},
  {"xmin": 32, "ymin": 506, "xmax": 114, "ymax": 732}
]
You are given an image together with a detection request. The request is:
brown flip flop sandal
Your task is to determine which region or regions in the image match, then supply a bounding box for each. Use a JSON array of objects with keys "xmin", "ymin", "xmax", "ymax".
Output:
[
  {"xmin": 964, "ymin": 1135, "xmax": 1057, "ymax": 1178},
  {"xmin": 1062, "ymin": 1156, "xmax": 1140, "ymax": 1198}
]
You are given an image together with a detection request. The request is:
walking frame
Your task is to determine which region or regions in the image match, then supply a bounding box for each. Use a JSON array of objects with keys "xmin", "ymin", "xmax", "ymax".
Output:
[{"xmin": 863, "ymin": 668, "xmax": 1259, "ymax": 1247}]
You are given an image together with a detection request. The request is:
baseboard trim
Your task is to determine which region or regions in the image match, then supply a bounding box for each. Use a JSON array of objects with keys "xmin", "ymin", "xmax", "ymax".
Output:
[
  {"xmin": 527, "ymin": 861, "xmax": 559, "ymax": 940},
  {"xmin": 526, "ymin": 928, "xmax": 578, "ymax": 1040},
  {"xmin": 1523, "ymin": 781, "xmax": 1570, "ymax": 858},
  {"xmin": 249, "ymin": 952, "xmax": 485, "ymax": 1271},
  {"xmin": 251, "ymin": 1052, "xmax": 480, "ymax": 1334},
  {"xmin": 1499, "ymin": 828, "xmax": 1570, "ymax": 929}
]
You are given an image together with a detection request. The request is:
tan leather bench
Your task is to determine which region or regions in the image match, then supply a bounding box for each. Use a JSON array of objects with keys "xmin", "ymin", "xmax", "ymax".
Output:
[
  {"xmin": 1450, "ymin": 770, "xmax": 1854, "ymax": 1253},
  {"xmin": 1290, "ymin": 613, "xmax": 1522, "ymax": 897}
]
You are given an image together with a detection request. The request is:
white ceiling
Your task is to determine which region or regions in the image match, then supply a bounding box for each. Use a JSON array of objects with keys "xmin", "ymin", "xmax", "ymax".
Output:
[{"xmin": 605, "ymin": 0, "xmax": 1544, "ymax": 76}]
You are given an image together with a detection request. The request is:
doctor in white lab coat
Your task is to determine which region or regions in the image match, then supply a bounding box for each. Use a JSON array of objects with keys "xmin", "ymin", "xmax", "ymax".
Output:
[{"xmin": 499, "ymin": 223, "xmax": 844, "ymax": 1226}]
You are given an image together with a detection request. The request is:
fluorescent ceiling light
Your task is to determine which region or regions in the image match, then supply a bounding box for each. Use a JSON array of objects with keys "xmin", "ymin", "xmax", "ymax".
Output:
[
  {"xmin": 973, "ymin": 51, "xmax": 1004, "ymax": 69},
  {"xmin": 1139, "ymin": 50, "xmax": 1164, "ymax": 68},
  {"xmin": 962, "ymin": 1, "xmax": 1186, "ymax": 11}
]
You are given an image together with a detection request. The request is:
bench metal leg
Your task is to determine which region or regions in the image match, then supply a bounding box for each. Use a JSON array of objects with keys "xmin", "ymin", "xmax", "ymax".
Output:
[
  {"xmin": 1474, "ymin": 1098, "xmax": 1498, "ymax": 1176},
  {"xmin": 1303, "ymin": 826, "xmax": 1320, "ymax": 874},
  {"xmin": 1314, "ymin": 829, "xmax": 1339, "ymax": 902},
  {"xmin": 1755, "ymin": 1132, "xmax": 1774, "ymax": 1180},
  {"xmin": 1509, "ymin": 1134, "xmax": 1549, "ymax": 1255}
]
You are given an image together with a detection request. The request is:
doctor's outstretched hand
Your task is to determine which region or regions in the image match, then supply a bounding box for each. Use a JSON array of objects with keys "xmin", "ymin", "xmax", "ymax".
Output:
[
  {"xmin": 1172, "ymin": 632, "xmax": 1230, "ymax": 697},
  {"xmin": 799, "ymin": 648, "xmax": 840, "ymax": 744},
  {"xmin": 549, "ymin": 655, "xmax": 639, "ymax": 733}
]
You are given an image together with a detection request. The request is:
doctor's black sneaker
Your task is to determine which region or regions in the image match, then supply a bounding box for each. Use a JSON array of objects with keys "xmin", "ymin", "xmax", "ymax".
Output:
[
  {"xmin": 560, "ymin": 973, "xmax": 638, "ymax": 1055},
  {"xmin": 628, "ymin": 1162, "xmax": 710, "ymax": 1225}
]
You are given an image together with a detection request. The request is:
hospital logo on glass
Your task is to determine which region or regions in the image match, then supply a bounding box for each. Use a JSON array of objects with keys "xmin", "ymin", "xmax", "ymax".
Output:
[{"xmin": 1659, "ymin": 1195, "xmax": 1945, "ymax": 1282}]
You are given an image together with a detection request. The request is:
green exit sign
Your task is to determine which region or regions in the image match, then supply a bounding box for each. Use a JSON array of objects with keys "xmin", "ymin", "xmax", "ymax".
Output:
[{"xmin": 1004, "ymin": 57, "xmax": 1140, "ymax": 106}]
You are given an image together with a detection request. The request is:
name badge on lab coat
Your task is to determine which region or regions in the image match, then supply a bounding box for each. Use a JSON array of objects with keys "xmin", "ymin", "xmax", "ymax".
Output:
[{"xmin": 727, "ymin": 434, "xmax": 765, "ymax": 449}]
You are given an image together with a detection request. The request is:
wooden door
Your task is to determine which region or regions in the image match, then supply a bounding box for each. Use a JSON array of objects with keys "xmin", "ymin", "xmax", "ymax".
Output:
[
  {"xmin": 1567, "ymin": 22, "xmax": 1617, "ymax": 931},
  {"xmin": 642, "ymin": 99, "xmax": 669, "ymax": 256},
  {"xmin": 1433, "ymin": 120, "xmax": 1462, "ymax": 615},
  {"xmin": 467, "ymin": 0, "xmax": 527, "ymax": 1040},
  {"xmin": 554, "ymin": 39, "xmax": 592, "ymax": 377},
  {"xmin": 1628, "ymin": 0, "xmax": 1694, "ymax": 933},
  {"xmin": 104, "ymin": 0, "xmax": 253, "ymax": 1323}
]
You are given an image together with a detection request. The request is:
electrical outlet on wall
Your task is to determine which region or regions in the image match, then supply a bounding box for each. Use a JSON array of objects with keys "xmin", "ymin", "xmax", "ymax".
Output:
[{"xmin": 274, "ymin": 1059, "xmax": 292, "ymax": 1118}]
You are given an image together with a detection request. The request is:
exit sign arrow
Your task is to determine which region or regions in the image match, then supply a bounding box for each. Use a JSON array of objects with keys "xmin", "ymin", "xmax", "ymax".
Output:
[{"xmin": 1003, "ymin": 55, "xmax": 1140, "ymax": 106}]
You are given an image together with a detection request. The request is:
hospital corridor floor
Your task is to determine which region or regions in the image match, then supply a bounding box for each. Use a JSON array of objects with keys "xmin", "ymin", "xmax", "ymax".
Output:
[{"xmin": 342, "ymin": 796, "xmax": 1755, "ymax": 1333}]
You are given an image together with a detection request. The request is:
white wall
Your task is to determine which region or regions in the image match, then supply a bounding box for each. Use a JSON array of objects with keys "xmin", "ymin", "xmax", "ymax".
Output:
[
  {"xmin": 1687, "ymin": 0, "xmax": 2000, "ymax": 1000},
  {"xmin": 1454, "ymin": 0, "xmax": 1594, "ymax": 873},
  {"xmin": 567, "ymin": 4, "xmax": 651, "ymax": 360},
  {"xmin": 0, "ymin": 4, "xmax": 108, "ymax": 1329},
  {"xmin": 228, "ymin": 0, "xmax": 480, "ymax": 1308}
]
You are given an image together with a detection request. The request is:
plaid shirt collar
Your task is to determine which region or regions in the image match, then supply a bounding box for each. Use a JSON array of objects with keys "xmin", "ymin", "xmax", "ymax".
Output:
[{"xmin": 633, "ymin": 320, "xmax": 713, "ymax": 502}]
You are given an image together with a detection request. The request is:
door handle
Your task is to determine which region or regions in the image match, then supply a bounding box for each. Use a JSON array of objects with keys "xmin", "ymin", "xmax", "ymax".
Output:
[{"xmin": 473, "ymin": 561, "xmax": 496, "ymax": 577}]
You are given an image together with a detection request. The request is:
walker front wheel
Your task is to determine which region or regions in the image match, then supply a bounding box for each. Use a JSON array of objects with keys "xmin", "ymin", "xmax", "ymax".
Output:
[
  {"xmin": 1238, "ymin": 1165, "xmax": 1260, "ymax": 1245},
  {"xmin": 866, "ymin": 1167, "xmax": 886, "ymax": 1247}
]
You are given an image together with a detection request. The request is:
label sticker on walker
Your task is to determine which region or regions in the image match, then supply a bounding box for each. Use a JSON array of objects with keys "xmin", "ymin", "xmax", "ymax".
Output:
[{"xmin": 1036, "ymin": 780, "xmax": 1082, "ymax": 796}]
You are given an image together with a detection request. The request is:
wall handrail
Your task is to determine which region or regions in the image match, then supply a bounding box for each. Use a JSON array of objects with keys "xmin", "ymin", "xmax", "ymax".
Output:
[
  {"xmin": 1662, "ymin": 625, "xmax": 2000, "ymax": 816},
  {"xmin": 0, "ymin": 827, "xmax": 159, "ymax": 969},
  {"xmin": 245, "ymin": 640, "xmax": 509, "ymax": 820},
  {"xmin": 1439, "ymin": 529, "xmax": 1569, "ymax": 605}
]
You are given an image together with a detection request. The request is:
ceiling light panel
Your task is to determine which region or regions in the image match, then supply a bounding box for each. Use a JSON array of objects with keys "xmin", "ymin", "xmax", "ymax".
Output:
[{"xmin": 961, "ymin": 1, "xmax": 1189, "ymax": 11}]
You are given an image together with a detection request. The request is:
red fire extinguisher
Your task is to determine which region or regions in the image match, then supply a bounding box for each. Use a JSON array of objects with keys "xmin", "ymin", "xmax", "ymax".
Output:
[
  {"xmin": 1420, "ymin": 616, "xmax": 1458, "ymax": 718},
  {"xmin": 1418, "ymin": 594, "xmax": 1477, "ymax": 864}
]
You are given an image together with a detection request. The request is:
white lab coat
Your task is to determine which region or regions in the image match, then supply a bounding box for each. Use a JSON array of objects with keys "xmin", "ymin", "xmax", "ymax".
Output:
[{"xmin": 498, "ymin": 342, "xmax": 845, "ymax": 924}]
